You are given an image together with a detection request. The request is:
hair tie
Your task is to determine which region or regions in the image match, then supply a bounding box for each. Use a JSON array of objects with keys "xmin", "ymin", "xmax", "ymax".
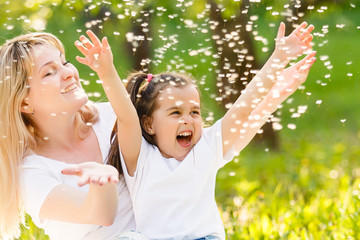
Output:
[{"xmin": 147, "ymin": 74, "xmax": 153, "ymax": 82}]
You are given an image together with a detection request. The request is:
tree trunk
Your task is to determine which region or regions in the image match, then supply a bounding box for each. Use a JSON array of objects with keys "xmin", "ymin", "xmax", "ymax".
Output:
[
  {"xmin": 126, "ymin": 8, "xmax": 152, "ymax": 72},
  {"xmin": 208, "ymin": 0, "xmax": 279, "ymax": 149}
]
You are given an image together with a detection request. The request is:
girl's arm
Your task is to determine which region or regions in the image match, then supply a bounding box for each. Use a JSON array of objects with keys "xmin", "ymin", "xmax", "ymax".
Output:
[
  {"xmin": 229, "ymin": 52, "xmax": 316, "ymax": 154},
  {"xmin": 39, "ymin": 162, "xmax": 119, "ymax": 225},
  {"xmin": 75, "ymin": 30, "xmax": 141, "ymax": 176},
  {"xmin": 222, "ymin": 22, "xmax": 314, "ymax": 154}
]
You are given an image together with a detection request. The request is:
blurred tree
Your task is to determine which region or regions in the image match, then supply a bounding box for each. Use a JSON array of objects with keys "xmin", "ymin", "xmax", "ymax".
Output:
[
  {"xmin": 204, "ymin": 0, "xmax": 353, "ymax": 149},
  {"xmin": 0, "ymin": 0, "xmax": 354, "ymax": 149},
  {"xmin": 125, "ymin": 6, "xmax": 152, "ymax": 72},
  {"xmin": 207, "ymin": 0, "xmax": 279, "ymax": 148}
]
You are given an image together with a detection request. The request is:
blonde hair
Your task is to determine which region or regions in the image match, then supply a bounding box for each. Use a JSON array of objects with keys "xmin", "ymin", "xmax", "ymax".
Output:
[{"xmin": 0, "ymin": 32, "xmax": 98, "ymax": 239}]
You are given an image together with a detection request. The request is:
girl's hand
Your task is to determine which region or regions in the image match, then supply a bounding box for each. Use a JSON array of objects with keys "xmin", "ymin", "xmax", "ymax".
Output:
[
  {"xmin": 270, "ymin": 51, "xmax": 317, "ymax": 104},
  {"xmin": 275, "ymin": 22, "xmax": 314, "ymax": 61},
  {"xmin": 75, "ymin": 30, "xmax": 113, "ymax": 75},
  {"xmin": 61, "ymin": 162, "xmax": 119, "ymax": 187}
]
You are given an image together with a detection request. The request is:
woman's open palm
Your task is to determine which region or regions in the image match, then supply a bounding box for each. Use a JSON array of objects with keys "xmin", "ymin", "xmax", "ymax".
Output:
[{"xmin": 61, "ymin": 162, "xmax": 119, "ymax": 187}]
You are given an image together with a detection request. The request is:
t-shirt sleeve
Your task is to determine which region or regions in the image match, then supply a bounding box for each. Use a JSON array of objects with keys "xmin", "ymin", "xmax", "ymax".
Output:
[
  {"xmin": 21, "ymin": 164, "xmax": 63, "ymax": 224},
  {"xmin": 202, "ymin": 118, "xmax": 236, "ymax": 168},
  {"xmin": 120, "ymin": 137, "xmax": 149, "ymax": 198}
]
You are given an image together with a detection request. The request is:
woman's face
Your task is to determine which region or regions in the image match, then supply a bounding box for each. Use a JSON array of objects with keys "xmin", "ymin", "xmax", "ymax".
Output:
[{"xmin": 25, "ymin": 44, "xmax": 88, "ymax": 117}]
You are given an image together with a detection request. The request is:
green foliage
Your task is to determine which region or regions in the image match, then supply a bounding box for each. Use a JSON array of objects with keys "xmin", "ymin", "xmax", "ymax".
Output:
[
  {"xmin": 217, "ymin": 133, "xmax": 360, "ymax": 239},
  {"xmin": 19, "ymin": 215, "xmax": 48, "ymax": 240}
]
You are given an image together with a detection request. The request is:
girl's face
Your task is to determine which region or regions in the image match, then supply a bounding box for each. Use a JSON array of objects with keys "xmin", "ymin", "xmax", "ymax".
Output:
[
  {"xmin": 148, "ymin": 84, "xmax": 203, "ymax": 161},
  {"xmin": 24, "ymin": 44, "xmax": 88, "ymax": 117}
]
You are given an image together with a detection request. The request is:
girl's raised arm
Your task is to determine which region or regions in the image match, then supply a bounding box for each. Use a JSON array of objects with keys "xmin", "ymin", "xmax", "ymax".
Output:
[
  {"xmin": 229, "ymin": 52, "xmax": 316, "ymax": 154},
  {"xmin": 75, "ymin": 30, "xmax": 141, "ymax": 175},
  {"xmin": 221, "ymin": 22, "xmax": 314, "ymax": 155}
]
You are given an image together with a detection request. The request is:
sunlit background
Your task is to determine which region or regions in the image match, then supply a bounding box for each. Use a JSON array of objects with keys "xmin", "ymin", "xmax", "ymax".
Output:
[{"xmin": 1, "ymin": 0, "xmax": 360, "ymax": 239}]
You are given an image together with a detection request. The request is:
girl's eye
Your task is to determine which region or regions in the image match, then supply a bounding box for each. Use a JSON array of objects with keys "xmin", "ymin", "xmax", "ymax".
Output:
[
  {"xmin": 191, "ymin": 111, "xmax": 200, "ymax": 115},
  {"xmin": 171, "ymin": 111, "xmax": 180, "ymax": 115}
]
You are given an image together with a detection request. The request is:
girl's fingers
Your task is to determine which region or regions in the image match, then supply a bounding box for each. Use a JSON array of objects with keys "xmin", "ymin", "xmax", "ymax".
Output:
[
  {"xmin": 75, "ymin": 56, "xmax": 87, "ymax": 65},
  {"xmin": 102, "ymin": 37, "xmax": 110, "ymax": 50},
  {"xmin": 292, "ymin": 22, "xmax": 308, "ymax": 37},
  {"xmin": 276, "ymin": 22, "xmax": 286, "ymax": 40},
  {"xmin": 79, "ymin": 35, "xmax": 93, "ymax": 49},
  {"xmin": 303, "ymin": 51, "xmax": 317, "ymax": 61},
  {"xmin": 304, "ymin": 34, "xmax": 313, "ymax": 46},
  {"xmin": 86, "ymin": 30, "xmax": 102, "ymax": 47},
  {"xmin": 300, "ymin": 57, "xmax": 317, "ymax": 71},
  {"xmin": 75, "ymin": 40, "xmax": 88, "ymax": 56},
  {"xmin": 299, "ymin": 24, "xmax": 314, "ymax": 40},
  {"xmin": 294, "ymin": 51, "xmax": 317, "ymax": 69},
  {"xmin": 298, "ymin": 57, "xmax": 316, "ymax": 84}
]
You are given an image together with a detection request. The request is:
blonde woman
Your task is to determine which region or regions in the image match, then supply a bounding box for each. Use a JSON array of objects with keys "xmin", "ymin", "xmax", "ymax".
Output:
[{"xmin": 0, "ymin": 32, "xmax": 136, "ymax": 239}]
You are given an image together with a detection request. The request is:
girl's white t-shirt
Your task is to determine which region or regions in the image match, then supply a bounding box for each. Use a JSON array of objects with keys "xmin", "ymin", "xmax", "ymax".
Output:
[
  {"xmin": 21, "ymin": 102, "xmax": 135, "ymax": 240},
  {"xmin": 121, "ymin": 119, "xmax": 235, "ymax": 240}
]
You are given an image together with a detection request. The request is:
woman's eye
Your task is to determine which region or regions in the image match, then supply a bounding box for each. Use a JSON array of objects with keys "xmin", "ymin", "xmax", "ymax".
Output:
[
  {"xmin": 44, "ymin": 69, "xmax": 55, "ymax": 77},
  {"xmin": 63, "ymin": 60, "xmax": 70, "ymax": 65}
]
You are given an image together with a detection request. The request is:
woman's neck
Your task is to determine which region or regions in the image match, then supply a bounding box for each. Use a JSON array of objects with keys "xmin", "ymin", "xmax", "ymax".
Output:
[{"xmin": 33, "ymin": 111, "xmax": 91, "ymax": 152}]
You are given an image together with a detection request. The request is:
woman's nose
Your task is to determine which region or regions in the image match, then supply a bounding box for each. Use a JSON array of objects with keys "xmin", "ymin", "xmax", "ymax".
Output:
[{"xmin": 61, "ymin": 65, "xmax": 74, "ymax": 81}]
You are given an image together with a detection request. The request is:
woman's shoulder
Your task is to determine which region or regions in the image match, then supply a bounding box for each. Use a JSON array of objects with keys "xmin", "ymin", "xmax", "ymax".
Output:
[
  {"xmin": 94, "ymin": 101, "xmax": 116, "ymax": 122},
  {"xmin": 22, "ymin": 153, "xmax": 71, "ymax": 172},
  {"xmin": 94, "ymin": 101, "xmax": 113, "ymax": 114}
]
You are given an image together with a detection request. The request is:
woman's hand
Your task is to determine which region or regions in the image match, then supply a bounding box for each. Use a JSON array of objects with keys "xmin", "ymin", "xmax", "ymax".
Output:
[
  {"xmin": 274, "ymin": 22, "xmax": 314, "ymax": 62},
  {"xmin": 74, "ymin": 30, "xmax": 113, "ymax": 76},
  {"xmin": 61, "ymin": 162, "xmax": 119, "ymax": 187}
]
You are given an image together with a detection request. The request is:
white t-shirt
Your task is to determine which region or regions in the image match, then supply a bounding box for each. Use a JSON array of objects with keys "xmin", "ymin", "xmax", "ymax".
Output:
[
  {"xmin": 121, "ymin": 119, "xmax": 235, "ymax": 240},
  {"xmin": 21, "ymin": 102, "xmax": 136, "ymax": 240}
]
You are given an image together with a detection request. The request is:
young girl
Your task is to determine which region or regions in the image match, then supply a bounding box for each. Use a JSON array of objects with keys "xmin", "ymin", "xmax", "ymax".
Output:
[
  {"xmin": 104, "ymin": 22, "xmax": 315, "ymax": 239},
  {"xmin": 0, "ymin": 31, "xmax": 137, "ymax": 239}
]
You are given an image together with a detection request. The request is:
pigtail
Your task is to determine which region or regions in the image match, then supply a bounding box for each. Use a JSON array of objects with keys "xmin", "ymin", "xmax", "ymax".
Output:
[
  {"xmin": 106, "ymin": 123, "xmax": 123, "ymax": 174},
  {"xmin": 125, "ymin": 72, "xmax": 148, "ymax": 104},
  {"xmin": 125, "ymin": 72, "xmax": 158, "ymax": 145}
]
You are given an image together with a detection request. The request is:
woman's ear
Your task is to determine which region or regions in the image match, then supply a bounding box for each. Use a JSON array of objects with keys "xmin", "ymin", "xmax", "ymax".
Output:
[
  {"xmin": 20, "ymin": 98, "xmax": 32, "ymax": 114},
  {"xmin": 141, "ymin": 116, "xmax": 155, "ymax": 135}
]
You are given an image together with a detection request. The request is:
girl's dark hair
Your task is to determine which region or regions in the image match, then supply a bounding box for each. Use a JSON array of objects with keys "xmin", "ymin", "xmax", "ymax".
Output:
[{"xmin": 107, "ymin": 72, "xmax": 197, "ymax": 173}]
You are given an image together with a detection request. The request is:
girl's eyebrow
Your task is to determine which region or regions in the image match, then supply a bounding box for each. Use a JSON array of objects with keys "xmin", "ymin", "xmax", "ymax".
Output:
[
  {"xmin": 165, "ymin": 105, "xmax": 200, "ymax": 112},
  {"xmin": 38, "ymin": 52, "xmax": 63, "ymax": 73},
  {"xmin": 165, "ymin": 106, "xmax": 180, "ymax": 112}
]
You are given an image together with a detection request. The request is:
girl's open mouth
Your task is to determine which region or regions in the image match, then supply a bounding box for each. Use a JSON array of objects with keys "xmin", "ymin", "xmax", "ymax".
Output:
[{"xmin": 176, "ymin": 132, "xmax": 192, "ymax": 147}]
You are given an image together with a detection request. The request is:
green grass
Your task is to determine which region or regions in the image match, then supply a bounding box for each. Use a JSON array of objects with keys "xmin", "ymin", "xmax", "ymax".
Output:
[{"xmin": 217, "ymin": 134, "xmax": 360, "ymax": 239}]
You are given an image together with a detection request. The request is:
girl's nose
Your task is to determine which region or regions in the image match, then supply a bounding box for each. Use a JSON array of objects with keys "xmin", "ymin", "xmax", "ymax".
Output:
[{"xmin": 181, "ymin": 115, "xmax": 194, "ymax": 125}]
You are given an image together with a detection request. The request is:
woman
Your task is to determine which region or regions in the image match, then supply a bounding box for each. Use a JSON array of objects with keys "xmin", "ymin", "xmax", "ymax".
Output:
[{"xmin": 0, "ymin": 32, "xmax": 135, "ymax": 239}]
